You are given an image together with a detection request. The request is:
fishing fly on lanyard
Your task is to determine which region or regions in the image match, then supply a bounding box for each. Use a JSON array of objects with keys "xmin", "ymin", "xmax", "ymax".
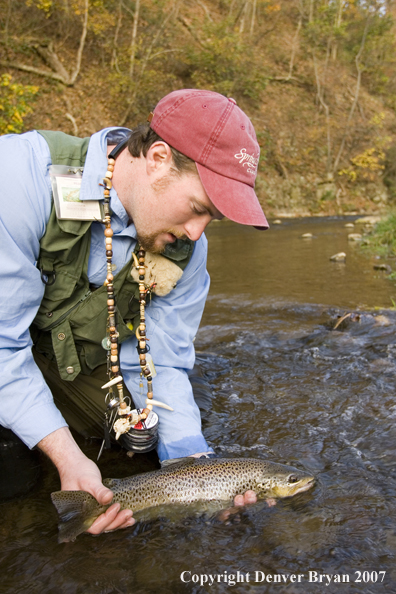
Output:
[{"xmin": 98, "ymin": 139, "xmax": 173, "ymax": 460}]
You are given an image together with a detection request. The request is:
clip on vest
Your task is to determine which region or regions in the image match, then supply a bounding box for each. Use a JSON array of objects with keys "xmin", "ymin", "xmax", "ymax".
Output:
[{"xmin": 40, "ymin": 268, "xmax": 56, "ymax": 286}]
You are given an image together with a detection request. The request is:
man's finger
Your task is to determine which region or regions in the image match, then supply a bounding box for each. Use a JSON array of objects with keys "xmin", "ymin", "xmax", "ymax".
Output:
[
  {"xmin": 101, "ymin": 510, "xmax": 134, "ymax": 533},
  {"xmin": 243, "ymin": 490, "xmax": 257, "ymax": 504},
  {"xmin": 234, "ymin": 494, "xmax": 245, "ymax": 507},
  {"xmin": 87, "ymin": 502, "xmax": 121, "ymax": 534},
  {"xmin": 104, "ymin": 516, "xmax": 136, "ymax": 533}
]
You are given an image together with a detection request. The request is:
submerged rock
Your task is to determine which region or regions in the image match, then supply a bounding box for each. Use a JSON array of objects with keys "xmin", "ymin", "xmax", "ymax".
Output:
[
  {"xmin": 354, "ymin": 216, "xmax": 382, "ymax": 225},
  {"xmin": 373, "ymin": 263, "xmax": 392, "ymax": 273},
  {"xmin": 330, "ymin": 252, "xmax": 346, "ymax": 262},
  {"xmin": 348, "ymin": 233, "xmax": 363, "ymax": 241}
]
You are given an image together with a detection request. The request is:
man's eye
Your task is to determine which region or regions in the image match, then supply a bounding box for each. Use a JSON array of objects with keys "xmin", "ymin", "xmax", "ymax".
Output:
[{"xmin": 192, "ymin": 205, "xmax": 205, "ymax": 215}]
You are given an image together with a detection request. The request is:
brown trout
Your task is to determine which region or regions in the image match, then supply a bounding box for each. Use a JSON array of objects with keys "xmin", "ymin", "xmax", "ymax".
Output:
[{"xmin": 51, "ymin": 457, "xmax": 315, "ymax": 542}]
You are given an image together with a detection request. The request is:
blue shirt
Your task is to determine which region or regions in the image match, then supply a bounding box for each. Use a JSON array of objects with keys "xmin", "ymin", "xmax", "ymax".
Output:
[{"xmin": 0, "ymin": 128, "xmax": 212, "ymax": 461}]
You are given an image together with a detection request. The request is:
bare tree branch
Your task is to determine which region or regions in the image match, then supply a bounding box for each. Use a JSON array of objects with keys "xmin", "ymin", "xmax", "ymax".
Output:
[
  {"xmin": 250, "ymin": 0, "xmax": 257, "ymax": 35},
  {"xmin": 332, "ymin": 11, "xmax": 371, "ymax": 174},
  {"xmin": 4, "ymin": 0, "xmax": 13, "ymax": 51},
  {"xmin": 239, "ymin": 1, "xmax": 249, "ymax": 35},
  {"xmin": 121, "ymin": 3, "xmax": 179, "ymax": 126},
  {"xmin": 0, "ymin": 60, "xmax": 69, "ymax": 83},
  {"xmin": 66, "ymin": 113, "xmax": 79, "ymax": 135},
  {"xmin": 129, "ymin": 0, "xmax": 141, "ymax": 78},
  {"xmin": 197, "ymin": 0, "xmax": 213, "ymax": 21},
  {"xmin": 287, "ymin": 16, "xmax": 302, "ymax": 80},
  {"xmin": 177, "ymin": 15, "xmax": 207, "ymax": 48},
  {"xmin": 313, "ymin": 52, "xmax": 332, "ymax": 176},
  {"xmin": 69, "ymin": 0, "xmax": 89, "ymax": 85},
  {"xmin": 111, "ymin": 0, "xmax": 123, "ymax": 72},
  {"xmin": 34, "ymin": 42, "xmax": 70, "ymax": 81},
  {"xmin": 0, "ymin": 0, "xmax": 88, "ymax": 86},
  {"xmin": 331, "ymin": 0, "xmax": 345, "ymax": 61},
  {"xmin": 64, "ymin": 96, "xmax": 79, "ymax": 135}
]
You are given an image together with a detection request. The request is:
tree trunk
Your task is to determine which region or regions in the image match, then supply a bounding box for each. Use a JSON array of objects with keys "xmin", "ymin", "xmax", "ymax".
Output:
[
  {"xmin": 331, "ymin": 0, "xmax": 344, "ymax": 61},
  {"xmin": 129, "ymin": 0, "xmax": 141, "ymax": 79}
]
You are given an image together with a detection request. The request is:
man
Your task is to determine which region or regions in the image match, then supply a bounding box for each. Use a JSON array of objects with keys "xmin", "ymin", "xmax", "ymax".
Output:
[{"xmin": 0, "ymin": 89, "xmax": 268, "ymax": 535}]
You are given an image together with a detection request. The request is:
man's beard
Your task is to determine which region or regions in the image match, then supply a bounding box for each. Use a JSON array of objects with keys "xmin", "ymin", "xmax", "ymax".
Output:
[{"xmin": 136, "ymin": 229, "xmax": 187, "ymax": 254}]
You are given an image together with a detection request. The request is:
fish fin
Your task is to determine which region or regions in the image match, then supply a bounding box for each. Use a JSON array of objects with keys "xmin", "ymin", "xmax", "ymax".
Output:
[
  {"xmin": 160, "ymin": 456, "xmax": 198, "ymax": 468},
  {"xmin": 51, "ymin": 490, "xmax": 108, "ymax": 543}
]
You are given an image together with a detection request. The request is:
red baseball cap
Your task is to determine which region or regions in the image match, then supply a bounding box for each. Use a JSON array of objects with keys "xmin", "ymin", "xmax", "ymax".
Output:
[{"xmin": 149, "ymin": 89, "xmax": 268, "ymax": 230}]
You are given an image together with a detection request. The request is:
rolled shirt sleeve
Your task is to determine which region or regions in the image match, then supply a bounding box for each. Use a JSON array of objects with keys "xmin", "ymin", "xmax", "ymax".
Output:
[{"xmin": 0, "ymin": 132, "xmax": 68, "ymax": 447}]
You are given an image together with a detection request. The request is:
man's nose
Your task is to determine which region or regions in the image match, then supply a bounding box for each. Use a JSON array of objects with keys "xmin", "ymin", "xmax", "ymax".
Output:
[{"xmin": 184, "ymin": 216, "xmax": 211, "ymax": 241}]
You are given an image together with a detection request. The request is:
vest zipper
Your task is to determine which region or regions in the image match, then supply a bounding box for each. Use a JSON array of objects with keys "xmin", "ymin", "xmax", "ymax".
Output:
[{"xmin": 45, "ymin": 290, "xmax": 93, "ymax": 331}]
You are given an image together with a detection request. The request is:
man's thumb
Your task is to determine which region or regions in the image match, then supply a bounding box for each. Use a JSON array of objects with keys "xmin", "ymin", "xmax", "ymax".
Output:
[{"xmin": 93, "ymin": 484, "xmax": 114, "ymax": 505}]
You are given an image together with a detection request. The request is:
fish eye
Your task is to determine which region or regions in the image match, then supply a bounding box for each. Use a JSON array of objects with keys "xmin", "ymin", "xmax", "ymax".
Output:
[{"xmin": 288, "ymin": 474, "xmax": 299, "ymax": 483}]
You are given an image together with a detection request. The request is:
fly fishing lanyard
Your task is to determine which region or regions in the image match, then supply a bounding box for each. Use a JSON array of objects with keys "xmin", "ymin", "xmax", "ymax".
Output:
[{"xmin": 98, "ymin": 139, "xmax": 172, "ymax": 459}]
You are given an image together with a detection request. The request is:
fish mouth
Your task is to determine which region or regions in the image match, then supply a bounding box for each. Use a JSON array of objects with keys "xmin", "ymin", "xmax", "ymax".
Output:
[{"xmin": 292, "ymin": 477, "xmax": 315, "ymax": 495}]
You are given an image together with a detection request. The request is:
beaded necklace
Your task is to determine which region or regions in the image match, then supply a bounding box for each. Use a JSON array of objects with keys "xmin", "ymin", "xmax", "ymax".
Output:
[{"xmin": 99, "ymin": 140, "xmax": 171, "ymax": 453}]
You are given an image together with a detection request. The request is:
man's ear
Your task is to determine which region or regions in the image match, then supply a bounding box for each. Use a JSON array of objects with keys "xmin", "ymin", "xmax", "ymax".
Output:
[{"xmin": 146, "ymin": 141, "xmax": 173, "ymax": 177}]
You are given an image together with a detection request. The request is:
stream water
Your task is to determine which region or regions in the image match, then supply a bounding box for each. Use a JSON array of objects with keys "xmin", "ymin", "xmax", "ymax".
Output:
[{"xmin": 1, "ymin": 217, "xmax": 396, "ymax": 594}]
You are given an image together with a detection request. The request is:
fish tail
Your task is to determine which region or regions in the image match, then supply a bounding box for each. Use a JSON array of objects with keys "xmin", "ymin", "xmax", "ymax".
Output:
[{"xmin": 51, "ymin": 490, "xmax": 108, "ymax": 543}]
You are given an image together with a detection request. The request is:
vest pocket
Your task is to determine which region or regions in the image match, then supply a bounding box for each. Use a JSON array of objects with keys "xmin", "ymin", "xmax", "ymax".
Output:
[{"xmin": 51, "ymin": 320, "xmax": 81, "ymax": 381}]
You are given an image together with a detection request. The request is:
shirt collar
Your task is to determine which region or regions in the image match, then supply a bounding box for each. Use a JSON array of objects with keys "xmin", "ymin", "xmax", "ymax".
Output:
[{"xmin": 80, "ymin": 127, "xmax": 137, "ymax": 237}]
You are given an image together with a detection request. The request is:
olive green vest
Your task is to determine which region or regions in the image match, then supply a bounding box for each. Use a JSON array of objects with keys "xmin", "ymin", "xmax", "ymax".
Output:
[{"xmin": 31, "ymin": 130, "xmax": 194, "ymax": 381}]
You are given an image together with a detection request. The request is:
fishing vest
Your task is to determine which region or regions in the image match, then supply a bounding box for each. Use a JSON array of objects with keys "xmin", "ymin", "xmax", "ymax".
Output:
[{"xmin": 30, "ymin": 130, "xmax": 194, "ymax": 381}]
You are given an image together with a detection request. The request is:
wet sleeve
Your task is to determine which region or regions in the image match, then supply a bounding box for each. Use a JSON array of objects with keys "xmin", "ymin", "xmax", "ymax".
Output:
[
  {"xmin": 120, "ymin": 235, "xmax": 213, "ymax": 461},
  {"xmin": 0, "ymin": 133, "xmax": 68, "ymax": 447}
]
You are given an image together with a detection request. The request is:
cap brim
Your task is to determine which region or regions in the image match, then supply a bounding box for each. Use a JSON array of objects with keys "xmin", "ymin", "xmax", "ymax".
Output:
[{"xmin": 196, "ymin": 163, "xmax": 269, "ymax": 230}]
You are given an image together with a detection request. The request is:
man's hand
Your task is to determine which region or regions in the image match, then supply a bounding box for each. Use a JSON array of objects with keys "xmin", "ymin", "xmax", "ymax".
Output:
[
  {"xmin": 39, "ymin": 427, "xmax": 135, "ymax": 535},
  {"xmin": 234, "ymin": 490, "xmax": 257, "ymax": 507}
]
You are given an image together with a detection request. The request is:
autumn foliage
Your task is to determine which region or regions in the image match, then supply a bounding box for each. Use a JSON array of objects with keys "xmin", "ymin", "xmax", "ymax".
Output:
[{"xmin": 1, "ymin": 0, "xmax": 396, "ymax": 214}]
